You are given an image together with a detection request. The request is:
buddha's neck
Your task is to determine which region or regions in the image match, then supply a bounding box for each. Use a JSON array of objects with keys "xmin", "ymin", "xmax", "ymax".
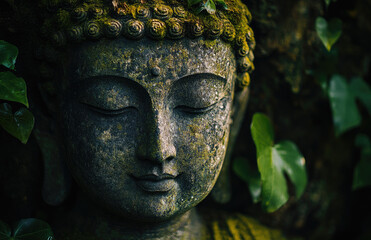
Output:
[{"xmin": 54, "ymin": 192, "xmax": 205, "ymax": 240}]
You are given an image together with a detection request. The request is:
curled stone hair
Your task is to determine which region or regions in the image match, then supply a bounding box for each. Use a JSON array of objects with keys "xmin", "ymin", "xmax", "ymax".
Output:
[{"xmin": 14, "ymin": 0, "xmax": 255, "ymax": 88}]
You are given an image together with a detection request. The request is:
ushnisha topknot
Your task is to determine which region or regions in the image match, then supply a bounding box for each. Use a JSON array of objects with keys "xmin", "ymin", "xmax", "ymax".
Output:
[{"xmin": 20, "ymin": 0, "xmax": 255, "ymax": 87}]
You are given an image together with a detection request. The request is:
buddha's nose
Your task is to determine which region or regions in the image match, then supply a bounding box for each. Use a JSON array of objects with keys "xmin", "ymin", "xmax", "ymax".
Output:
[{"xmin": 136, "ymin": 107, "xmax": 176, "ymax": 164}]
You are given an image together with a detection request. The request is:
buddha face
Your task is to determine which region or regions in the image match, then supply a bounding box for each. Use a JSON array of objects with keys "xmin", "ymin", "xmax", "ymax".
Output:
[{"xmin": 57, "ymin": 38, "xmax": 236, "ymax": 221}]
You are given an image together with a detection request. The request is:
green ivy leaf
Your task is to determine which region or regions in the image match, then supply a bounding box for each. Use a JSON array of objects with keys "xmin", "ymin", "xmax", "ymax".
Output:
[
  {"xmin": 12, "ymin": 219, "xmax": 54, "ymax": 240},
  {"xmin": 233, "ymin": 157, "xmax": 262, "ymax": 203},
  {"xmin": 0, "ymin": 221, "xmax": 11, "ymax": 240},
  {"xmin": 215, "ymin": 0, "xmax": 228, "ymax": 10},
  {"xmin": 353, "ymin": 134, "xmax": 371, "ymax": 190},
  {"xmin": 273, "ymin": 141, "xmax": 307, "ymax": 198},
  {"xmin": 204, "ymin": 0, "xmax": 216, "ymax": 14},
  {"xmin": 250, "ymin": 113, "xmax": 274, "ymax": 154},
  {"xmin": 0, "ymin": 72, "xmax": 29, "ymax": 107},
  {"xmin": 0, "ymin": 103, "xmax": 35, "ymax": 144},
  {"xmin": 315, "ymin": 17, "xmax": 342, "ymax": 51},
  {"xmin": 189, "ymin": 0, "xmax": 221, "ymax": 14},
  {"xmin": 251, "ymin": 113, "xmax": 307, "ymax": 212},
  {"xmin": 0, "ymin": 219, "xmax": 53, "ymax": 240},
  {"xmin": 0, "ymin": 40, "xmax": 18, "ymax": 70},
  {"xmin": 349, "ymin": 77, "xmax": 371, "ymax": 117},
  {"xmin": 328, "ymin": 75, "xmax": 361, "ymax": 136}
]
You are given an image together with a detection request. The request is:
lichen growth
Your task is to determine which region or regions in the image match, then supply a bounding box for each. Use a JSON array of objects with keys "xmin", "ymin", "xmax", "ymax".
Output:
[
  {"xmin": 16, "ymin": 0, "xmax": 254, "ymax": 87},
  {"xmin": 24, "ymin": 0, "xmax": 254, "ymax": 50}
]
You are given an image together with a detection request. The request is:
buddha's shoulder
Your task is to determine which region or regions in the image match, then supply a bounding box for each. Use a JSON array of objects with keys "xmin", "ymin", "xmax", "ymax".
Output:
[{"xmin": 199, "ymin": 208, "xmax": 286, "ymax": 240}]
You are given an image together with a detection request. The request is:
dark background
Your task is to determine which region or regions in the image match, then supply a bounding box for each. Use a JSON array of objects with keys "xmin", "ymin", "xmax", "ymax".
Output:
[{"xmin": 1, "ymin": 0, "xmax": 371, "ymax": 239}]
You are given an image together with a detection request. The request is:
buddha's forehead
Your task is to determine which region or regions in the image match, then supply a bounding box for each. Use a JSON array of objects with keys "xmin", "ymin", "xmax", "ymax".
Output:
[{"xmin": 70, "ymin": 38, "xmax": 236, "ymax": 89}]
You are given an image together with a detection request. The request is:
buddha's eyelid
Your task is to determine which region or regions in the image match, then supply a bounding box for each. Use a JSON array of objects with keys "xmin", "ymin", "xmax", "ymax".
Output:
[
  {"xmin": 79, "ymin": 99, "xmax": 132, "ymax": 108},
  {"xmin": 77, "ymin": 75, "xmax": 148, "ymax": 97},
  {"xmin": 176, "ymin": 98, "xmax": 224, "ymax": 111},
  {"xmin": 175, "ymin": 73, "xmax": 227, "ymax": 87},
  {"xmin": 82, "ymin": 101, "xmax": 137, "ymax": 116},
  {"xmin": 172, "ymin": 73, "xmax": 228, "ymax": 103}
]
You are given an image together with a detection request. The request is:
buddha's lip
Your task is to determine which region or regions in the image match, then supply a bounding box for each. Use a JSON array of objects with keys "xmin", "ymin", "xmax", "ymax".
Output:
[
  {"xmin": 131, "ymin": 173, "xmax": 177, "ymax": 181},
  {"xmin": 130, "ymin": 174, "xmax": 177, "ymax": 192}
]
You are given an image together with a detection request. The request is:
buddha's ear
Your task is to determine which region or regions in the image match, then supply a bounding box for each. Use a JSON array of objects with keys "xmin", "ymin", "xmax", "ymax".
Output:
[
  {"xmin": 37, "ymin": 73, "xmax": 60, "ymax": 116},
  {"xmin": 211, "ymin": 87, "xmax": 249, "ymax": 204},
  {"xmin": 32, "ymin": 102, "xmax": 71, "ymax": 206},
  {"xmin": 22, "ymin": 42, "xmax": 71, "ymax": 205}
]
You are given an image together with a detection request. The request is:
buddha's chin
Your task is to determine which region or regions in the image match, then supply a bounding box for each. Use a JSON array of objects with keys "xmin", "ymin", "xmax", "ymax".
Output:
[
  {"xmin": 83, "ymin": 186, "xmax": 194, "ymax": 223},
  {"xmin": 104, "ymin": 201, "xmax": 191, "ymax": 224}
]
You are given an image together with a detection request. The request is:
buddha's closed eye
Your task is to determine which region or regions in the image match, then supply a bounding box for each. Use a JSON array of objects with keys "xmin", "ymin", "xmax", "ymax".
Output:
[
  {"xmin": 77, "ymin": 76, "xmax": 142, "ymax": 115},
  {"xmin": 170, "ymin": 74, "xmax": 228, "ymax": 113},
  {"xmin": 81, "ymin": 102, "xmax": 137, "ymax": 116},
  {"xmin": 175, "ymin": 99, "xmax": 223, "ymax": 115},
  {"xmin": 77, "ymin": 74, "xmax": 228, "ymax": 117}
]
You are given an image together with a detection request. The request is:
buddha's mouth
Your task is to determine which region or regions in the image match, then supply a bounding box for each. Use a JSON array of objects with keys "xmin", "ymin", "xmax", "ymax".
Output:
[{"xmin": 131, "ymin": 174, "xmax": 177, "ymax": 193}]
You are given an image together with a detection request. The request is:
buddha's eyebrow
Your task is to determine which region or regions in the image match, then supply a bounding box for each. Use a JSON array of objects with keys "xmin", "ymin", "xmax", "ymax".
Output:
[
  {"xmin": 78, "ymin": 75, "xmax": 134, "ymax": 82},
  {"xmin": 74, "ymin": 68, "xmax": 133, "ymax": 81},
  {"xmin": 176, "ymin": 73, "xmax": 227, "ymax": 85},
  {"xmin": 71, "ymin": 75, "xmax": 143, "ymax": 91}
]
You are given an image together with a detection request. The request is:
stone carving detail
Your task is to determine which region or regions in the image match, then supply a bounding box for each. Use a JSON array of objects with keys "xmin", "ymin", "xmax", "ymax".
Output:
[
  {"xmin": 104, "ymin": 19, "xmax": 122, "ymax": 38},
  {"xmin": 147, "ymin": 19, "xmax": 167, "ymax": 40},
  {"xmin": 188, "ymin": 20, "xmax": 204, "ymax": 38},
  {"xmin": 206, "ymin": 19, "xmax": 224, "ymax": 39},
  {"xmin": 237, "ymin": 42, "xmax": 250, "ymax": 57},
  {"xmin": 153, "ymin": 4, "xmax": 173, "ymax": 20},
  {"xmin": 84, "ymin": 20, "xmax": 102, "ymax": 39},
  {"xmin": 173, "ymin": 6, "xmax": 187, "ymax": 18},
  {"xmin": 72, "ymin": 7, "xmax": 87, "ymax": 22},
  {"xmin": 238, "ymin": 56, "xmax": 254, "ymax": 73},
  {"xmin": 67, "ymin": 25, "xmax": 84, "ymax": 41},
  {"xmin": 221, "ymin": 21, "xmax": 236, "ymax": 42},
  {"xmin": 125, "ymin": 19, "xmax": 145, "ymax": 39},
  {"xmin": 136, "ymin": 6, "xmax": 151, "ymax": 20},
  {"xmin": 38, "ymin": 0, "xmax": 255, "ymax": 87},
  {"xmin": 166, "ymin": 18, "xmax": 185, "ymax": 39}
]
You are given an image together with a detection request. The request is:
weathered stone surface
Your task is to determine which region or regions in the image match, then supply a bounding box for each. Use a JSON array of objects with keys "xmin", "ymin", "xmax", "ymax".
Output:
[
  {"xmin": 59, "ymin": 38, "xmax": 236, "ymax": 221},
  {"xmin": 43, "ymin": 38, "xmax": 282, "ymax": 239}
]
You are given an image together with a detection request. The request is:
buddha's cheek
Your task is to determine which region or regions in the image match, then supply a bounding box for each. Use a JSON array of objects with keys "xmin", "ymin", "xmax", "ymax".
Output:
[
  {"xmin": 174, "ymin": 98, "xmax": 232, "ymax": 209},
  {"xmin": 61, "ymin": 109, "xmax": 141, "ymax": 200}
]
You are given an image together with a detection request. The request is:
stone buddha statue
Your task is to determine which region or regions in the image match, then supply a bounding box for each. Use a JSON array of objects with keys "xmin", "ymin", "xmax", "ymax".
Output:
[{"xmin": 8, "ymin": 0, "xmax": 285, "ymax": 239}]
